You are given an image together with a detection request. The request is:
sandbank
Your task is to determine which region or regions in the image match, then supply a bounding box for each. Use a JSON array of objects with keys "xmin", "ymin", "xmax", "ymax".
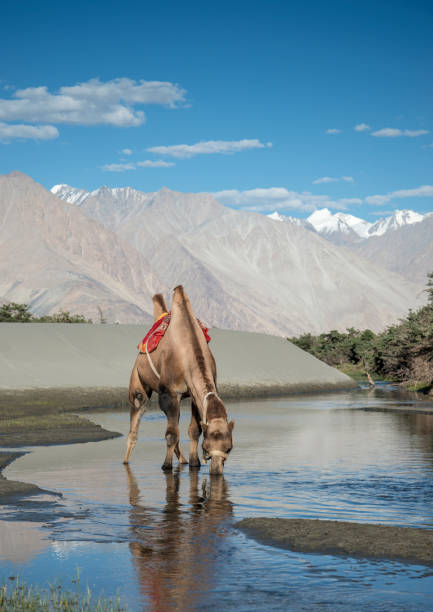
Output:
[
  {"xmin": 236, "ymin": 517, "xmax": 433, "ymax": 566},
  {"xmin": 0, "ymin": 452, "xmax": 42, "ymax": 501}
]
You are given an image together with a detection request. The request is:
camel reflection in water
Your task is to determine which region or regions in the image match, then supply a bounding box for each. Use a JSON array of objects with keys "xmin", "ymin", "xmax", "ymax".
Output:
[{"xmin": 125, "ymin": 465, "xmax": 233, "ymax": 611}]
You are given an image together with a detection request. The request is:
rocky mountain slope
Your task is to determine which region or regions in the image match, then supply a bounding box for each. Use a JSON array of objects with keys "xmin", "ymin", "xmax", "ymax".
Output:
[
  {"xmin": 0, "ymin": 172, "xmax": 160, "ymax": 323},
  {"xmin": 353, "ymin": 215, "xmax": 433, "ymax": 286},
  {"xmin": 49, "ymin": 180, "xmax": 424, "ymax": 335}
]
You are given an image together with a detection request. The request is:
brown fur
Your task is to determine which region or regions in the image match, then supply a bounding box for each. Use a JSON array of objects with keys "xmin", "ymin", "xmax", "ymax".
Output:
[
  {"xmin": 123, "ymin": 286, "xmax": 234, "ymax": 474},
  {"xmin": 153, "ymin": 293, "xmax": 168, "ymax": 321}
]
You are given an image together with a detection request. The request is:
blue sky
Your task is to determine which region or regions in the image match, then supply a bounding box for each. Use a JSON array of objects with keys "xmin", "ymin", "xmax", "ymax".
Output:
[{"xmin": 1, "ymin": 0, "xmax": 432, "ymax": 220}]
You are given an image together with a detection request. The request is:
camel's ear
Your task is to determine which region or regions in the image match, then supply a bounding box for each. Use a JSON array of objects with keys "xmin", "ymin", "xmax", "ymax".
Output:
[
  {"xmin": 228, "ymin": 420, "xmax": 235, "ymax": 432},
  {"xmin": 152, "ymin": 293, "xmax": 168, "ymax": 321},
  {"xmin": 201, "ymin": 422, "xmax": 208, "ymax": 434}
]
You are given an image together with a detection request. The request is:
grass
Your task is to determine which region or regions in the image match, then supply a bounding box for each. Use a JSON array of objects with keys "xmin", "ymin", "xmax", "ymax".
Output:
[
  {"xmin": 0, "ymin": 574, "xmax": 127, "ymax": 611},
  {"xmin": 0, "ymin": 388, "xmax": 129, "ymax": 421},
  {"xmin": 405, "ymin": 381, "xmax": 433, "ymax": 394},
  {"xmin": 336, "ymin": 363, "xmax": 371, "ymax": 382},
  {"xmin": 0, "ymin": 413, "xmax": 95, "ymax": 431}
]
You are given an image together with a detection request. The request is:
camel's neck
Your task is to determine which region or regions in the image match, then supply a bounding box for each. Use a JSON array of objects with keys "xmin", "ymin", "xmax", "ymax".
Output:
[
  {"xmin": 171, "ymin": 286, "xmax": 216, "ymax": 413},
  {"xmin": 204, "ymin": 394, "xmax": 227, "ymax": 422}
]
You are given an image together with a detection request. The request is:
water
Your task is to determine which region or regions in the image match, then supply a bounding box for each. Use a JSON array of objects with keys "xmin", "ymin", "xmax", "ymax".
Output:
[{"xmin": 1, "ymin": 385, "xmax": 433, "ymax": 610}]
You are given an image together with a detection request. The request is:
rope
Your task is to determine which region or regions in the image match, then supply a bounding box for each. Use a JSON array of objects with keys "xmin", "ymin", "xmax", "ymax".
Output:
[
  {"xmin": 208, "ymin": 449, "xmax": 228, "ymax": 460},
  {"xmin": 201, "ymin": 391, "xmax": 228, "ymax": 465},
  {"xmin": 145, "ymin": 329, "xmax": 160, "ymax": 380}
]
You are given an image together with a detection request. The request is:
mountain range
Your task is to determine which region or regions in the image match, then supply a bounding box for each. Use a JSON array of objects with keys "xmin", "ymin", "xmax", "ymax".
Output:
[
  {"xmin": 267, "ymin": 207, "xmax": 429, "ymax": 245},
  {"xmin": 0, "ymin": 171, "xmax": 430, "ymax": 336}
]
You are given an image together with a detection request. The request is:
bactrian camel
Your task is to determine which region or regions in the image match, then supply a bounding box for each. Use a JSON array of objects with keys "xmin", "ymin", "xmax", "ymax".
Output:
[{"xmin": 123, "ymin": 285, "xmax": 234, "ymax": 475}]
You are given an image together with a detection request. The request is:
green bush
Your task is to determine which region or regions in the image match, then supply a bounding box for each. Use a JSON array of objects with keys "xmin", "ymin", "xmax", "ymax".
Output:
[
  {"xmin": 290, "ymin": 272, "xmax": 433, "ymax": 391},
  {"xmin": 0, "ymin": 302, "xmax": 92, "ymax": 323}
]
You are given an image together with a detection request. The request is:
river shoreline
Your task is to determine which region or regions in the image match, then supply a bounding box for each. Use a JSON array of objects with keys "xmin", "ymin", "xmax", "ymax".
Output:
[
  {"xmin": 2, "ymin": 388, "xmax": 433, "ymax": 574},
  {"xmin": 0, "ymin": 382, "xmax": 358, "ymax": 501},
  {"xmin": 2, "ymin": 383, "xmax": 433, "ymax": 502},
  {"xmin": 0, "ymin": 452, "xmax": 43, "ymax": 501}
]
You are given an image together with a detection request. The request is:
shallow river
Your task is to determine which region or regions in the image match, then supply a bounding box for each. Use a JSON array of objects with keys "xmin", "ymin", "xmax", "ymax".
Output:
[{"xmin": 1, "ymin": 385, "xmax": 433, "ymax": 610}]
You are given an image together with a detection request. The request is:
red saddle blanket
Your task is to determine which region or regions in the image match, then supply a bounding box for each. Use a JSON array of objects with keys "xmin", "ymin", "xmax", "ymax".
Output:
[{"xmin": 137, "ymin": 312, "xmax": 211, "ymax": 354}]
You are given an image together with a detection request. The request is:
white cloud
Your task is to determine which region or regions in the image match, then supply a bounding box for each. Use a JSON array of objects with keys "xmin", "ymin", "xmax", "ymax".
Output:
[
  {"xmin": 122, "ymin": 148, "xmax": 133, "ymax": 155},
  {"xmin": 137, "ymin": 160, "xmax": 175, "ymax": 167},
  {"xmin": 366, "ymin": 184, "xmax": 433, "ymax": 205},
  {"xmin": 339, "ymin": 198, "xmax": 363, "ymax": 205},
  {"xmin": 0, "ymin": 78, "xmax": 186, "ymax": 128},
  {"xmin": 325, "ymin": 128, "xmax": 341, "ymax": 134},
  {"xmin": 313, "ymin": 176, "xmax": 353, "ymax": 184},
  {"xmin": 371, "ymin": 210, "xmax": 394, "ymax": 216},
  {"xmin": 101, "ymin": 162, "xmax": 136, "ymax": 172},
  {"xmin": 212, "ymin": 187, "xmax": 347, "ymax": 213},
  {"xmin": 403, "ymin": 130, "xmax": 429, "ymax": 137},
  {"xmin": 354, "ymin": 123, "xmax": 371, "ymax": 132},
  {"xmin": 147, "ymin": 139, "xmax": 272, "ymax": 159},
  {"xmin": 313, "ymin": 176, "xmax": 339, "ymax": 184},
  {"xmin": 365, "ymin": 194, "xmax": 390, "ymax": 205},
  {"xmin": 392, "ymin": 185, "xmax": 433, "ymax": 198},
  {"xmin": 371, "ymin": 128, "xmax": 429, "ymax": 138},
  {"xmin": 101, "ymin": 159, "xmax": 175, "ymax": 171},
  {"xmin": 0, "ymin": 122, "xmax": 58, "ymax": 141}
]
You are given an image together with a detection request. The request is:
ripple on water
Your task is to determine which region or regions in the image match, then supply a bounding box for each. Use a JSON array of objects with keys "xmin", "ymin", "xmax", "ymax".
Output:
[{"xmin": 1, "ymin": 387, "xmax": 433, "ymax": 610}]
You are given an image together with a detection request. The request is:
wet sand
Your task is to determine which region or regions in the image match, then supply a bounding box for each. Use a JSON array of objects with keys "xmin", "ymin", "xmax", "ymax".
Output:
[
  {"xmin": 0, "ymin": 387, "xmax": 123, "ymax": 448},
  {"xmin": 0, "ymin": 389, "xmax": 123, "ymax": 499},
  {"xmin": 0, "ymin": 452, "xmax": 42, "ymax": 500},
  {"xmin": 236, "ymin": 518, "xmax": 433, "ymax": 566}
]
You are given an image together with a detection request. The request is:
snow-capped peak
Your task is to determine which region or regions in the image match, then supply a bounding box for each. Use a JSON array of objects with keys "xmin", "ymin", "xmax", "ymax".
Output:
[
  {"xmin": 307, "ymin": 208, "xmax": 333, "ymax": 231},
  {"xmin": 267, "ymin": 211, "xmax": 285, "ymax": 222},
  {"xmin": 368, "ymin": 209, "xmax": 425, "ymax": 237},
  {"xmin": 307, "ymin": 208, "xmax": 372, "ymax": 238},
  {"xmin": 51, "ymin": 184, "xmax": 91, "ymax": 206}
]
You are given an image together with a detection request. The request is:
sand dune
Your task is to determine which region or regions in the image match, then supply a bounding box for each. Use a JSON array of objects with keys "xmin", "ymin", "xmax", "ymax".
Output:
[{"xmin": 0, "ymin": 323, "xmax": 353, "ymax": 395}]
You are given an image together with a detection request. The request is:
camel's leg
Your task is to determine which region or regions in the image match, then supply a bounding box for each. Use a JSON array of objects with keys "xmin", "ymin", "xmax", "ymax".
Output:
[
  {"xmin": 188, "ymin": 399, "xmax": 202, "ymax": 469},
  {"xmin": 173, "ymin": 399, "xmax": 188, "ymax": 465},
  {"xmin": 174, "ymin": 440, "xmax": 188, "ymax": 464},
  {"xmin": 159, "ymin": 386, "xmax": 183, "ymax": 471},
  {"xmin": 123, "ymin": 374, "xmax": 151, "ymax": 464}
]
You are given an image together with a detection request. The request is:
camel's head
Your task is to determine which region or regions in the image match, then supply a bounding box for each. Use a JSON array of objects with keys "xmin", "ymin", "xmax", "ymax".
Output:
[{"xmin": 202, "ymin": 417, "xmax": 234, "ymax": 475}]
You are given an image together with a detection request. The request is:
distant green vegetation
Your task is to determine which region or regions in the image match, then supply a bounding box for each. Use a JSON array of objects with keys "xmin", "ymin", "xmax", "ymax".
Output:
[
  {"xmin": 290, "ymin": 272, "xmax": 433, "ymax": 393},
  {"xmin": 0, "ymin": 302, "xmax": 92, "ymax": 323},
  {"xmin": 0, "ymin": 574, "xmax": 126, "ymax": 611}
]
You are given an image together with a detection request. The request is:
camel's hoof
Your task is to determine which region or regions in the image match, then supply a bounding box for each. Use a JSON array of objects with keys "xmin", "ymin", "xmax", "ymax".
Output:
[
  {"xmin": 161, "ymin": 463, "xmax": 173, "ymax": 472},
  {"xmin": 189, "ymin": 458, "xmax": 201, "ymax": 469},
  {"xmin": 178, "ymin": 458, "xmax": 189, "ymax": 465}
]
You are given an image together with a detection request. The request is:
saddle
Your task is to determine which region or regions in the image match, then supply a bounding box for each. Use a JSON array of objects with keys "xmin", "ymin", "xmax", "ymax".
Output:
[{"xmin": 137, "ymin": 312, "xmax": 211, "ymax": 354}]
